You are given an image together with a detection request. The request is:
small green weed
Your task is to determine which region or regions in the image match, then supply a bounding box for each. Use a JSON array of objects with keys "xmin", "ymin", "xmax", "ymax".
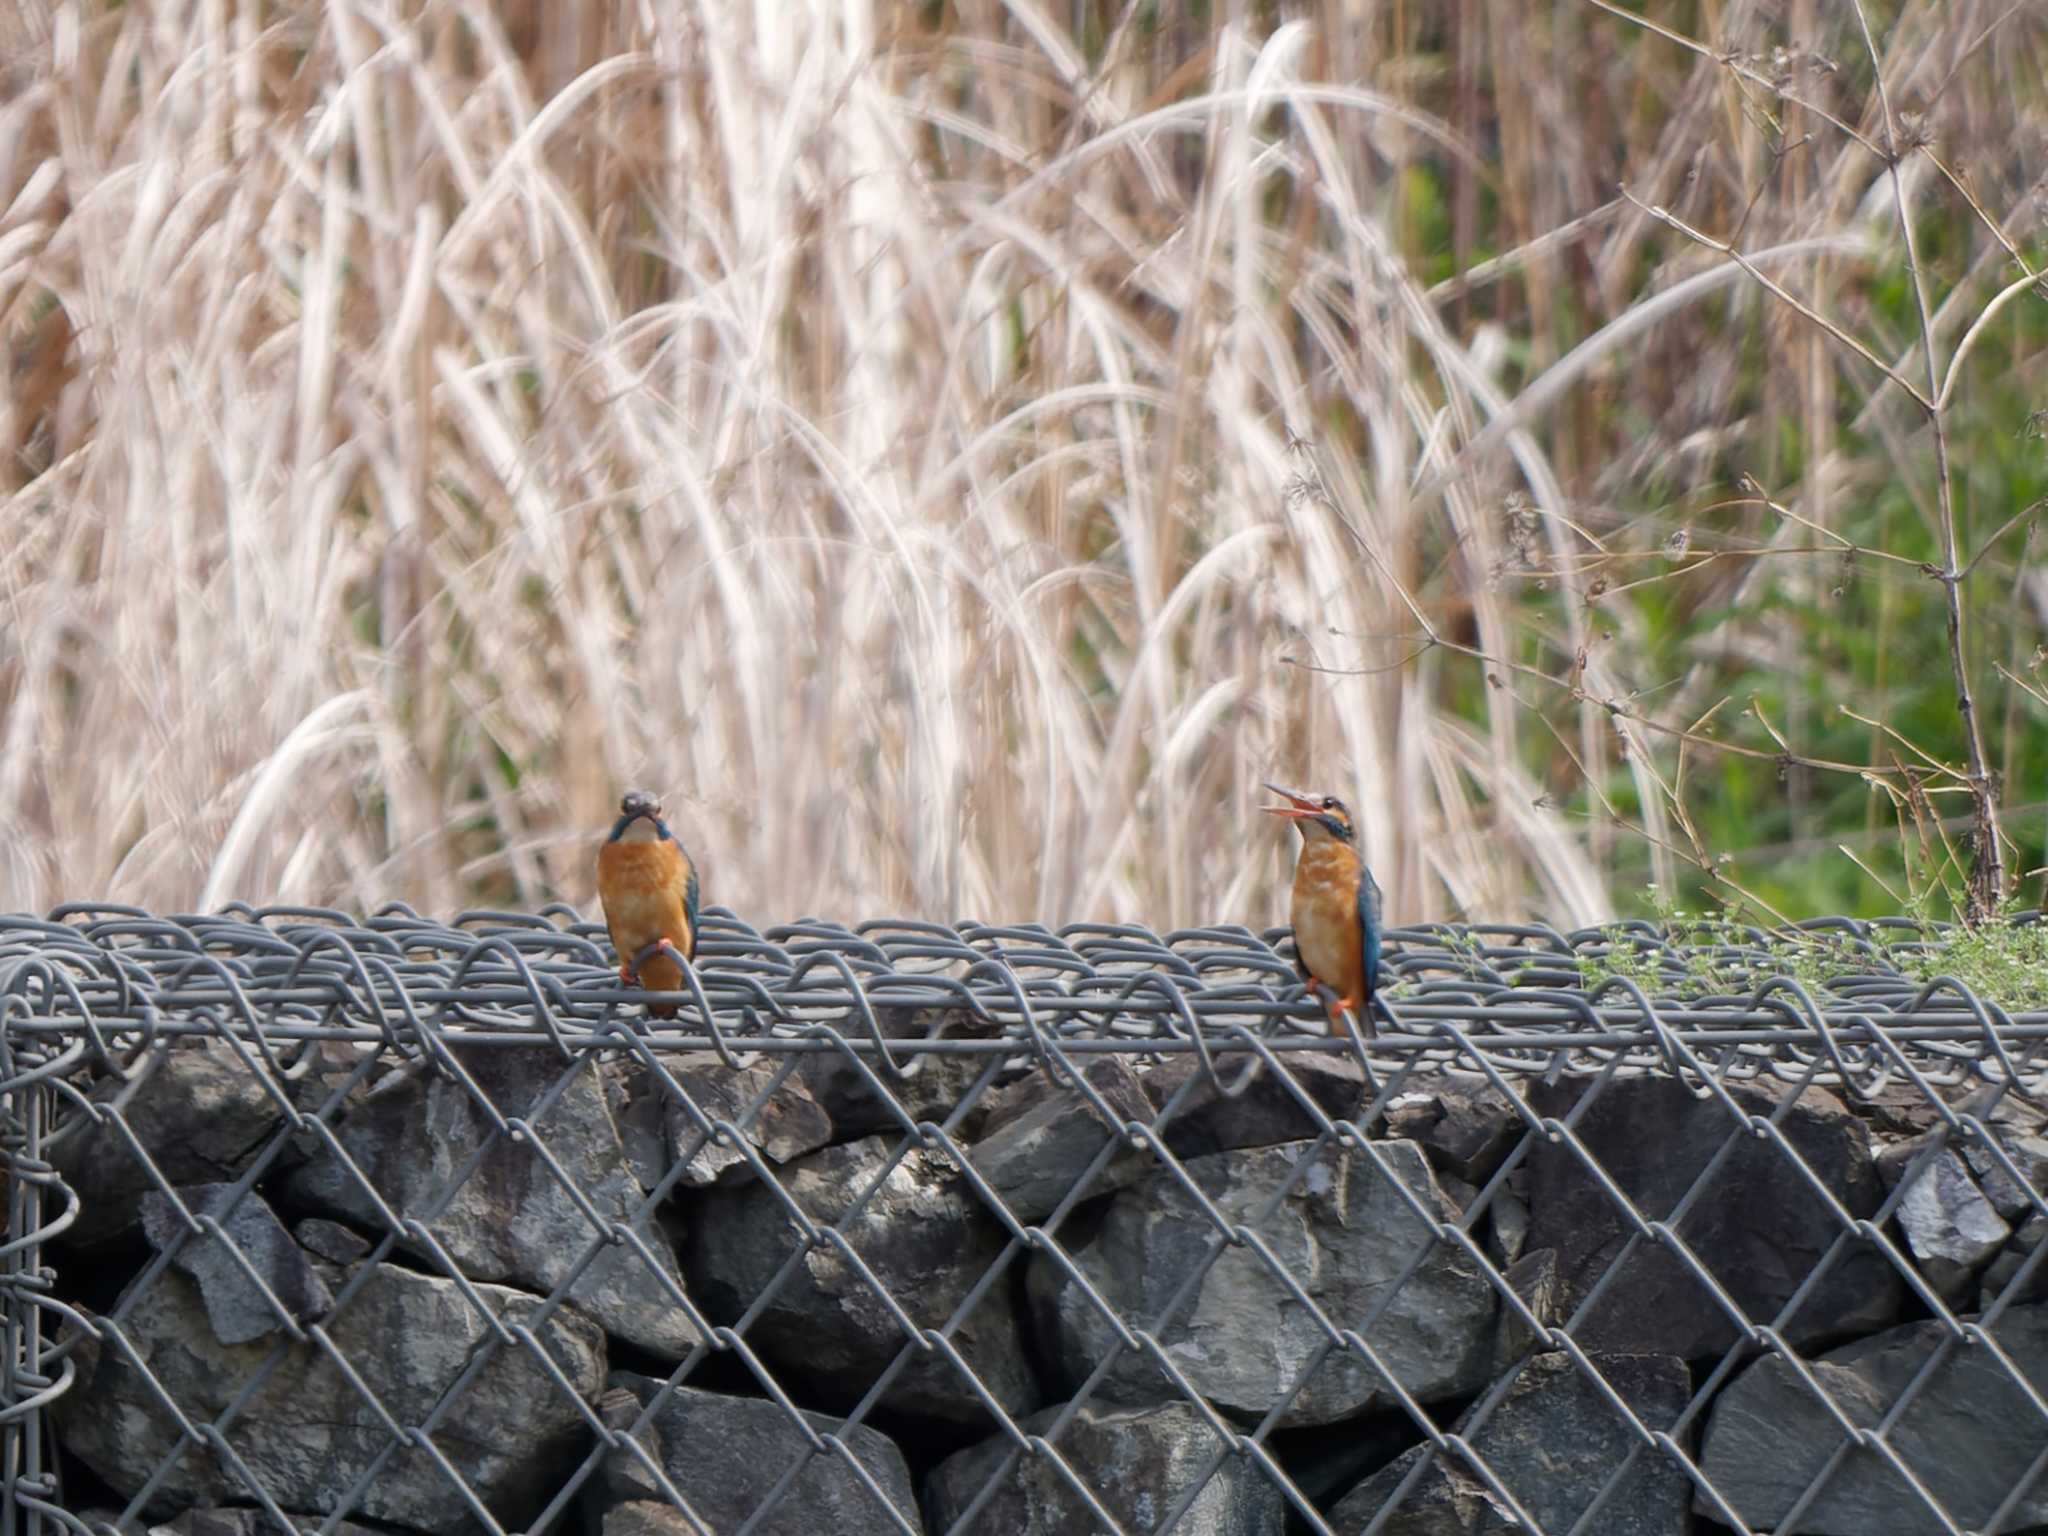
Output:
[{"xmin": 1568, "ymin": 886, "xmax": 2048, "ymax": 1008}]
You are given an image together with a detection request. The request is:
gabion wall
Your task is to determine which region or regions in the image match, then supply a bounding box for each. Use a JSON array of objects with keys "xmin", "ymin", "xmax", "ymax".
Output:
[{"xmin": 2, "ymin": 903, "xmax": 2047, "ymax": 1536}]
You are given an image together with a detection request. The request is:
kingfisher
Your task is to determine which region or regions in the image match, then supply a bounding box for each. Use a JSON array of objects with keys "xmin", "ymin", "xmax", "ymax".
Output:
[
  {"xmin": 596, "ymin": 790, "xmax": 699, "ymax": 1017},
  {"xmin": 1265, "ymin": 782, "xmax": 1383, "ymax": 1035}
]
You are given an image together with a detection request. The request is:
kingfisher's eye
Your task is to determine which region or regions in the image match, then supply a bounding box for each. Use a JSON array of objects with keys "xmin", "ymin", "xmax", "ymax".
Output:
[{"xmin": 1323, "ymin": 798, "xmax": 1338, "ymax": 810}]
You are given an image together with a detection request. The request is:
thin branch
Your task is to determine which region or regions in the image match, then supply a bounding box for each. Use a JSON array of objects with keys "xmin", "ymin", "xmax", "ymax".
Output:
[
  {"xmin": 1924, "ymin": 150, "xmax": 2041, "ymax": 279},
  {"xmin": 1837, "ymin": 705, "xmax": 1960, "ymax": 777},
  {"xmin": 1622, "ymin": 189, "xmax": 1931, "ymax": 408},
  {"xmin": 1744, "ymin": 482, "xmax": 1927, "ymax": 567},
  {"xmin": 1958, "ymin": 500, "xmax": 2046, "ymax": 582},
  {"xmin": 1298, "ymin": 615, "xmax": 1923, "ymax": 778},
  {"xmin": 1938, "ymin": 270, "xmax": 2048, "ymax": 413},
  {"xmin": 1995, "ymin": 662, "xmax": 2048, "ymax": 712},
  {"xmin": 1841, "ymin": 845, "xmax": 1911, "ymax": 908},
  {"xmin": 1847, "ymin": 0, "xmax": 2006, "ymax": 913},
  {"xmin": 1577, "ymin": 0, "xmax": 1881, "ymax": 153}
]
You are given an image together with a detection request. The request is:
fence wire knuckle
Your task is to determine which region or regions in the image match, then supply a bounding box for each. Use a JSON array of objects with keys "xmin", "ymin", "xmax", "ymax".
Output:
[{"xmin": 10, "ymin": 909, "xmax": 2048, "ymax": 1535}]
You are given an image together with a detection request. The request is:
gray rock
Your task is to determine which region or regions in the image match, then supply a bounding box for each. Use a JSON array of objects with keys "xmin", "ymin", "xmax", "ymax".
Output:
[
  {"xmin": 272, "ymin": 1042, "xmax": 387, "ymax": 1188},
  {"xmin": 283, "ymin": 1045, "xmax": 697, "ymax": 1358},
  {"xmin": 139, "ymin": 1185, "xmax": 331, "ymax": 1345},
  {"xmin": 1982, "ymin": 1213, "xmax": 2048, "ymax": 1310},
  {"xmin": 598, "ymin": 1371, "xmax": 920, "ymax": 1535},
  {"xmin": 1860, "ymin": 1085, "xmax": 1951, "ymax": 1140},
  {"xmin": 1964, "ymin": 1133, "xmax": 2048, "ymax": 1224},
  {"xmin": 292, "ymin": 1217, "xmax": 372, "ymax": 1292},
  {"xmin": 609, "ymin": 1064, "xmax": 670, "ymax": 1195},
  {"xmin": 1698, "ymin": 1301, "xmax": 2048, "ymax": 1534},
  {"xmin": 1141, "ymin": 1052, "xmax": 1366, "ymax": 1158},
  {"xmin": 1859, "ymin": 1084, "xmax": 2047, "ymax": 1144},
  {"xmin": 601, "ymin": 1503, "xmax": 697, "ymax": 1536},
  {"xmin": 1275, "ymin": 1418, "xmax": 1426, "ymax": 1511},
  {"xmin": 1489, "ymin": 1182, "xmax": 1531, "ymax": 1266},
  {"xmin": 1437, "ymin": 1173, "xmax": 1479, "ymax": 1215},
  {"xmin": 1029, "ymin": 1139, "xmax": 1498, "ymax": 1426},
  {"xmin": 293, "ymin": 1217, "xmax": 373, "ymax": 1267},
  {"xmin": 1875, "ymin": 1132, "xmax": 1929, "ymax": 1190},
  {"xmin": 1492, "ymin": 1247, "xmax": 1563, "ymax": 1373},
  {"xmin": 51, "ymin": 1043, "xmax": 285, "ymax": 1245},
  {"xmin": 143, "ymin": 1509, "xmax": 386, "ymax": 1536},
  {"xmin": 1331, "ymin": 1352, "xmax": 1691, "ymax": 1535},
  {"xmin": 927, "ymin": 1400, "xmax": 1284, "ymax": 1536},
  {"xmin": 1384, "ymin": 1077, "xmax": 1524, "ymax": 1184},
  {"xmin": 684, "ymin": 1135, "xmax": 1037, "ymax": 1427},
  {"xmin": 1892, "ymin": 1147, "xmax": 2010, "ymax": 1302},
  {"xmin": 609, "ymin": 1055, "xmax": 833, "ymax": 1191},
  {"xmin": 283, "ymin": 1040, "xmax": 383, "ymax": 1121},
  {"xmin": 597, "ymin": 1383, "xmax": 664, "ymax": 1502},
  {"xmin": 54, "ymin": 1262, "xmax": 604, "ymax": 1531},
  {"xmin": 794, "ymin": 1006, "xmax": 1000, "ymax": 1141},
  {"xmin": 967, "ymin": 1055, "xmax": 1153, "ymax": 1223},
  {"xmin": 1526, "ymin": 1075, "xmax": 1902, "ymax": 1358}
]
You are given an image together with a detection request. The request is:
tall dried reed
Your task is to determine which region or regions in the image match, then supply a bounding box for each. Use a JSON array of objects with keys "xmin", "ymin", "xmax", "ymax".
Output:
[{"xmin": 2, "ymin": 2, "xmax": 2042, "ymax": 929}]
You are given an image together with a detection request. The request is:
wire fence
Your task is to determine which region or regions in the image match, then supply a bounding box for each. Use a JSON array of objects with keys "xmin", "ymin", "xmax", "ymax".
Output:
[{"xmin": 4, "ymin": 902, "xmax": 2048, "ymax": 1536}]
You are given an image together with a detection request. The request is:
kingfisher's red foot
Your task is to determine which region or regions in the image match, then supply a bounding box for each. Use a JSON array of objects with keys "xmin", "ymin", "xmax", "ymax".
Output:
[
  {"xmin": 628, "ymin": 938, "xmax": 675, "ymax": 974},
  {"xmin": 1311, "ymin": 981, "xmax": 1376, "ymax": 1037},
  {"xmin": 618, "ymin": 962, "xmax": 638, "ymax": 986}
]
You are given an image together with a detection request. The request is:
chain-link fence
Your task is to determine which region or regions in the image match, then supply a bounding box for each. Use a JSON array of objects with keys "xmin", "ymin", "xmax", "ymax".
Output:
[{"xmin": 4, "ymin": 901, "xmax": 2048, "ymax": 1536}]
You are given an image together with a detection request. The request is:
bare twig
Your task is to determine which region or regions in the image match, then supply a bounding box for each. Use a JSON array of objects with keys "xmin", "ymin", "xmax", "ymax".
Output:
[{"xmin": 1847, "ymin": 0, "xmax": 2006, "ymax": 915}]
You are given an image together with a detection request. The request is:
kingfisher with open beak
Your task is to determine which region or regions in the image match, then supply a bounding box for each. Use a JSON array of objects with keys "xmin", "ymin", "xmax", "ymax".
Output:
[
  {"xmin": 596, "ymin": 790, "xmax": 699, "ymax": 1017},
  {"xmin": 1265, "ymin": 782, "xmax": 1383, "ymax": 1035}
]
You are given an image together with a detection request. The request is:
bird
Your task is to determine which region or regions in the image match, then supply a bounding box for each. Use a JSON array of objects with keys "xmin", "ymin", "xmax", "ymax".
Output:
[
  {"xmin": 1264, "ymin": 782, "xmax": 1383, "ymax": 1035},
  {"xmin": 595, "ymin": 790, "xmax": 699, "ymax": 1017}
]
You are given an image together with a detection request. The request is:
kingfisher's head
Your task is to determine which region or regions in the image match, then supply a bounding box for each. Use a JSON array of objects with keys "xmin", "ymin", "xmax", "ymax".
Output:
[
  {"xmin": 609, "ymin": 790, "xmax": 671, "ymax": 843},
  {"xmin": 1263, "ymin": 782, "xmax": 1355, "ymax": 844}
]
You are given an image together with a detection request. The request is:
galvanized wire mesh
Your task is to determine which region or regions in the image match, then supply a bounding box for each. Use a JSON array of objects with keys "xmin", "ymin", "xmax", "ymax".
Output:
[{"xmin": 4, "ymin": 902, "xmax": 2048, "ymax": 1536}]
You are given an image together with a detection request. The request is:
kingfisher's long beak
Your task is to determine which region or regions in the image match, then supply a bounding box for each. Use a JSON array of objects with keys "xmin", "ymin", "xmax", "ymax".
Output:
[{"xmin": 1262, "ymin": 782, "xmax": 1320, "ymax": 819}]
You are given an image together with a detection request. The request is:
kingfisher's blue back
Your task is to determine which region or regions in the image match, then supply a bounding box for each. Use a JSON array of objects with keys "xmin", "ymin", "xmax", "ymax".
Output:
[{"xmin": 1358, "ymin": 867, "xmax": 1383, "ymax": 1024}]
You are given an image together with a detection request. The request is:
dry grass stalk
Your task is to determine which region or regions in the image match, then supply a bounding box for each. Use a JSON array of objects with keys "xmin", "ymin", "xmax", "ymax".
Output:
[{"xmin": 1, "ymin": 2, "xmax": 2041, "ymax": 930}]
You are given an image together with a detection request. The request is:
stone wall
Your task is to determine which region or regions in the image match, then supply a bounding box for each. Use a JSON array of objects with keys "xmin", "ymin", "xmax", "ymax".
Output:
[{"xmin": 37, "ymin": 1018, "xmax": 2048, "ymax": 1536}]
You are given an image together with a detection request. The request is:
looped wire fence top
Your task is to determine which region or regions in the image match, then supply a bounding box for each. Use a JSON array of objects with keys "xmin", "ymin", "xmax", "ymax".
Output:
[
  {"xmin": 4, "ymin": 900, "xmax": 2045, "ymax": 1061},
  {"xmin": 3, "ymin": 904, "xmax": 2048, "ymax": 1536}
]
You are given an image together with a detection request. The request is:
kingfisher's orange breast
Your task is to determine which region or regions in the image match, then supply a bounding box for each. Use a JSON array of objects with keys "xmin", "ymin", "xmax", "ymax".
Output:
[
  {"xmin": 1291, "ymin": 841, "xmax": 1364, "ymax": 1002},
  {"xmin": 597, "ymin": 841, "xmax": 694, "ymax": 990}
]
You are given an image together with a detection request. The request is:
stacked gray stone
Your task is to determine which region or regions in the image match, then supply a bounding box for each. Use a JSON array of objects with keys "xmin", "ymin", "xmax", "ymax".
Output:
[{"xmin": 45, "ymin": 1032, "xmax": 2048, "ymax": 1536}]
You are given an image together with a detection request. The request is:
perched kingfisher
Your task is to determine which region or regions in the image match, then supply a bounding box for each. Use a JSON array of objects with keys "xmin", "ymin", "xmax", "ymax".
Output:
[
  {"xmin": 1265, "ymin": 782, "xmax": 1383, "ymax": 1034},
  {"xmin": 596, "ymin": 790, "xmax": 699, "ymax": 1017}
]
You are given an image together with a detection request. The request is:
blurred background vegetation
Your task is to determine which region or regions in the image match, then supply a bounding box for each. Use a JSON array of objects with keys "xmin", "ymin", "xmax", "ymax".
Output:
[{"xmin": 1, "ymin": 0, "xmax": 2044, "ymax": 930}]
